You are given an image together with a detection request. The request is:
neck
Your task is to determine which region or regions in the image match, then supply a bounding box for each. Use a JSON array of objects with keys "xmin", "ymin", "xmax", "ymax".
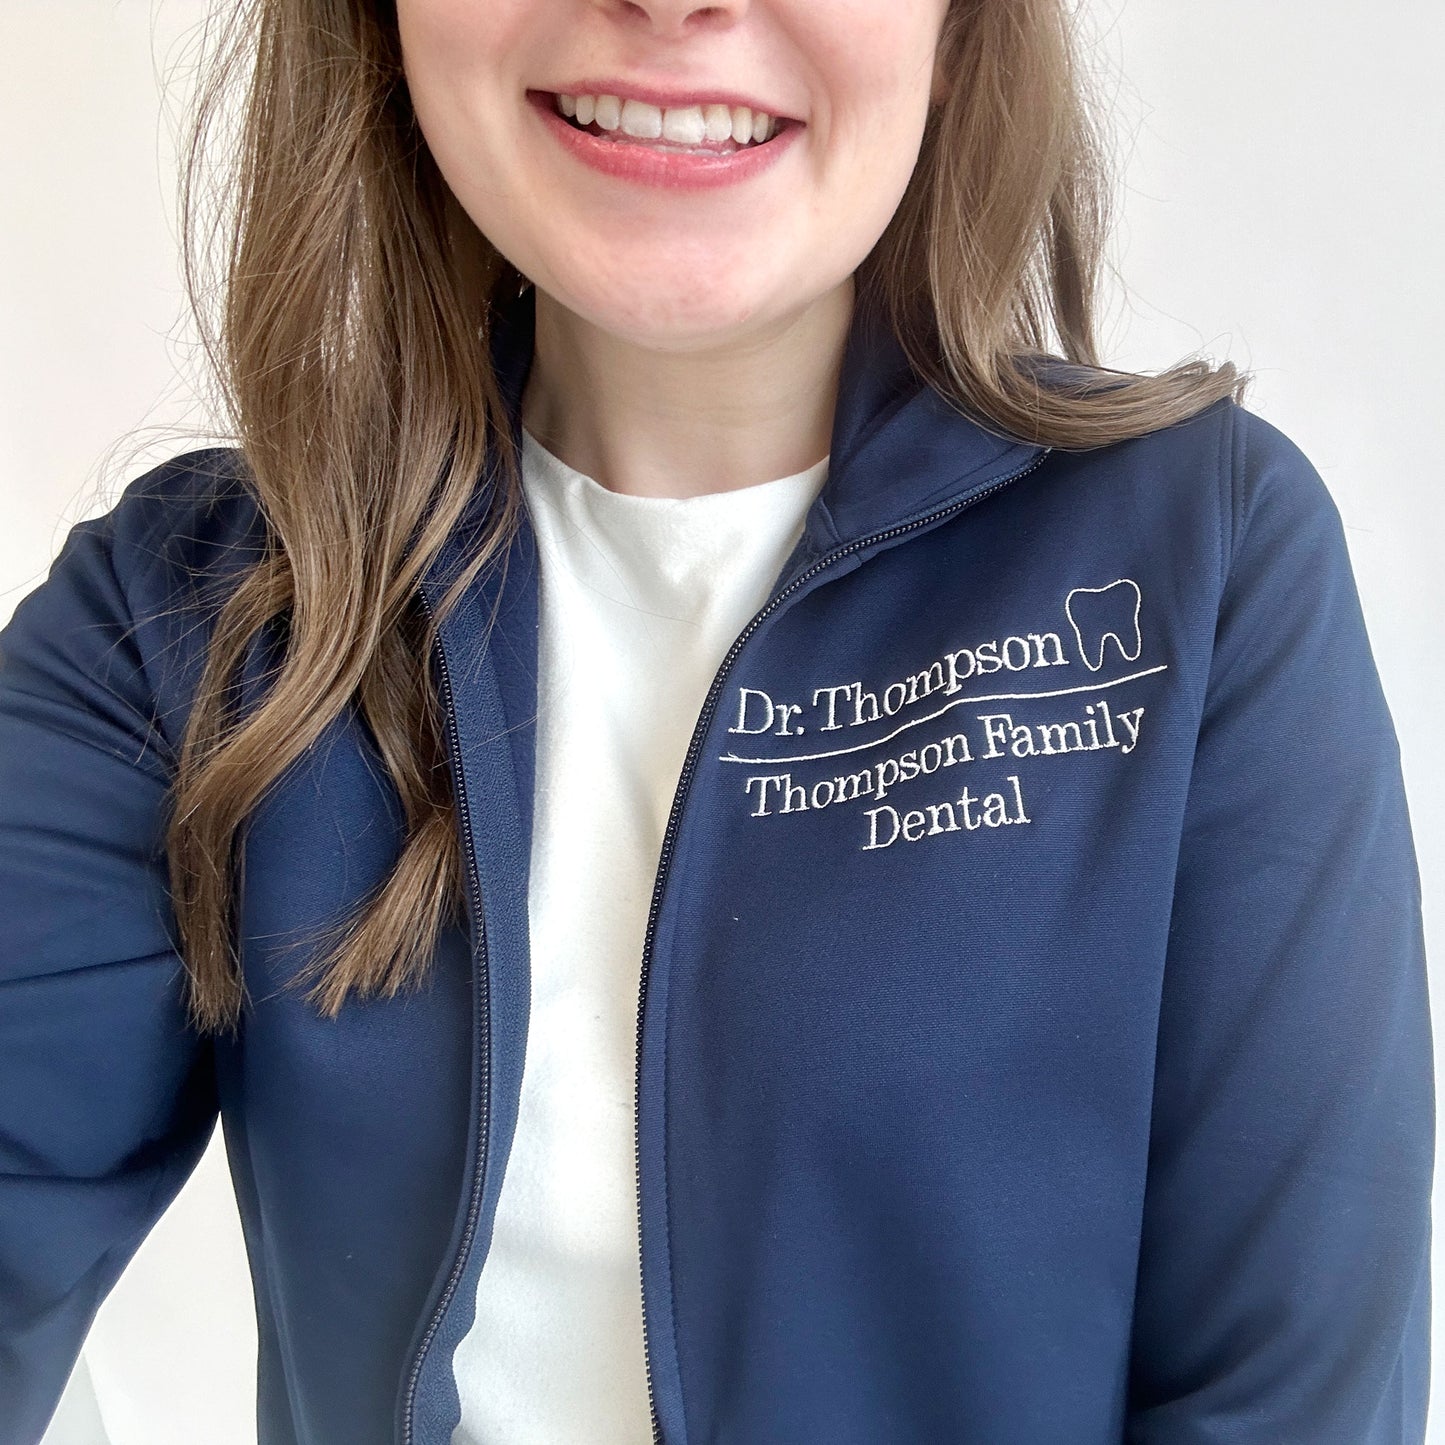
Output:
[{"xmin": 518, "ymin": 277, "xmax": 852, "ymax": 499}]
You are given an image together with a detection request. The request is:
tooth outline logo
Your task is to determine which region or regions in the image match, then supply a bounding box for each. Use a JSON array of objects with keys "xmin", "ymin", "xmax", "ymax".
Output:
[{"xmin": 1065, "ymin": 578, "xmax": 1143, "ymax": 672}]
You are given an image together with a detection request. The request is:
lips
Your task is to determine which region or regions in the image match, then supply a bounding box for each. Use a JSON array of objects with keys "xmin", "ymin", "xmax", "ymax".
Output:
[{"xmin": 527, "ymin": 89, "xmax": 802, "ymax": 191}]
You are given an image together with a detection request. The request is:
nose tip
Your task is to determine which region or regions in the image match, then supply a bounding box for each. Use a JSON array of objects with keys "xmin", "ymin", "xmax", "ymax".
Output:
[{"xmin": 604, "ymin": 0, "xmax": 748, "ymax": 37}]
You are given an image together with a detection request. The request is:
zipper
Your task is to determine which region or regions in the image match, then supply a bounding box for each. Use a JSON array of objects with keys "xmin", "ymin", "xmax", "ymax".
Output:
[
  {"xmin": 398, "ymin": 586, "xmax": 492, "ymax": 1445},
  {"xmin": 630, "ymin": 445, "xmax": 1051, "ymax": 1443}
]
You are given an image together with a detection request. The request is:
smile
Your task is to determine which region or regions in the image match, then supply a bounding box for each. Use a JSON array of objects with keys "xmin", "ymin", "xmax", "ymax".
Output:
[
  {"xmin": 527, "ymin": 90, "xmax": 801, "ymax": 191},
  {"xmin": 553, "ymin": 92, "xmax": 783, "ymax": 153}
]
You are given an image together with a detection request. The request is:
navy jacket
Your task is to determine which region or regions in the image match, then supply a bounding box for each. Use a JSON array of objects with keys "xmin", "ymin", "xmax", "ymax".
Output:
[{"xmin": 0, "ymin": 286, "xmax": 1434, "ymax": 1444}]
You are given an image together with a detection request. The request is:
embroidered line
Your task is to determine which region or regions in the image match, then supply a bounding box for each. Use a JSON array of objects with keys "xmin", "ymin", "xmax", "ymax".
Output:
[{"xmin": 718, "ymin": 663, "xmax": 1169, "ymax": 765}]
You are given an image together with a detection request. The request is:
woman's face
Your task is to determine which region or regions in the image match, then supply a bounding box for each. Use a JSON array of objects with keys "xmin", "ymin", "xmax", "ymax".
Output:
[{"xmin": 395, "ymin": 0, "xmax": 952, "ymax": 352}]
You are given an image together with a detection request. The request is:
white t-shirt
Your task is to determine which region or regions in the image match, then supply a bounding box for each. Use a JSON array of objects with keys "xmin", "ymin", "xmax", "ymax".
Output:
[{"xmin": 448, "ymin": 428, "xmax": 830, "ymax": 1444}]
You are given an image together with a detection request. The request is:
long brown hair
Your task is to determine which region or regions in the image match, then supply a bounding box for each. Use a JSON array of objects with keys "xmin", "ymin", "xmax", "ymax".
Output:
[{"xmin": 168, "ymin": 0, "xmax": 1248, "ymax": 1037}]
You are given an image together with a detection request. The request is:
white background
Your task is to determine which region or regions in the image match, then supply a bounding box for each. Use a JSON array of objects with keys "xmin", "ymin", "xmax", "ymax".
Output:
[{"xmin": 3, "ymin": 1, "xmax": 1442, "ymax": 1441}]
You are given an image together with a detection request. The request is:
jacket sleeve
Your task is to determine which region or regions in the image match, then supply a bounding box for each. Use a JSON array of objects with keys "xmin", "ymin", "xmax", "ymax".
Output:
[
  {"xmin": 0, "ymin": 477, "xmax": 221, "ymax": 1444},
  {"xmin": 1123, "ymin": 404, "xmax": 1435, "ymax": 1442}
]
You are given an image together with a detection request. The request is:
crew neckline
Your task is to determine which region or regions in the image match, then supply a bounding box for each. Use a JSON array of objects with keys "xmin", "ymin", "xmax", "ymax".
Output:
[{"xmin": 521, "ymin": 427, "xmax": 829, "ymax": 508}]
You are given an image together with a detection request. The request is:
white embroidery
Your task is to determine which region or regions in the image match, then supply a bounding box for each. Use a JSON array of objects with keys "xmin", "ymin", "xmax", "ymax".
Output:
[
  {"xmin": 722, "ymin": 575, "xmax": 1165, "ymax": 850},
  {"xmin": 720, "ymin": 665, "xmax": 1167, "ymax": 766},
  {"xmin": 1064, "ymin": 578, "xmax": 1142, "ymax": 672},
  {"xmin": 862, "ymin": 776, "xmax": 1030, "ymax": 850}
]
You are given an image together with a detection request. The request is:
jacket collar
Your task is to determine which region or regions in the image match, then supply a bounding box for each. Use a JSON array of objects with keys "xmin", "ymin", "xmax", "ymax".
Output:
[{"xmin": 424, "ymin": 280, "xmax": 1048, "ymax": 601}]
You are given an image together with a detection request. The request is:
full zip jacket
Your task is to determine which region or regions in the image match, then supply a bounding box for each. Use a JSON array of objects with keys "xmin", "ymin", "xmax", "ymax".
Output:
[{"xmin": 0, "ymin": 285, "xmax": 1433, "ymax": 1445}]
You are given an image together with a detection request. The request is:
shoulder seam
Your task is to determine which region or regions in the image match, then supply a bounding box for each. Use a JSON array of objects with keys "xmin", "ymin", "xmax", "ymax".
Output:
[{"xmin": 1220, "ymin": 401, "xmax": 1254, "ymax": 605}]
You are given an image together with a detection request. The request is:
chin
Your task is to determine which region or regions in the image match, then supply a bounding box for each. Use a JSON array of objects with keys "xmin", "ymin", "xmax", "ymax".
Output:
[{"xmin": 540, "ymin": 269, "xmax": 793, "ymax": 350}]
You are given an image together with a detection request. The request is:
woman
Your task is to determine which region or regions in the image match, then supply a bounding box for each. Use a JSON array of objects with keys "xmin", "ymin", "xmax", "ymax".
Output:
[{"xmin": 0, "ymin": 0, "xmax": 1432, "ymax": 1441}]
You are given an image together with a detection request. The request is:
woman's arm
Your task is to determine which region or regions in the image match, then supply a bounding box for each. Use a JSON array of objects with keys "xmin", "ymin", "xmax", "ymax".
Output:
[
  {"xmin": 1124, "ymin": 406, "xmax": 1434, "ymax": 1442},
  {"xmin": 0, "ymin": 481, "xmax": 220, "ymax": 1444}
]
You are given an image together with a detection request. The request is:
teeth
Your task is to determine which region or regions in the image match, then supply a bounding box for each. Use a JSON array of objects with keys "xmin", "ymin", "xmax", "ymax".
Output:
[
  {"xmin": 620, "ymin": 98, "xmax": 663, "ymax": 140},
  {"xmin": 594, "ymin": 94, "xmax": 621, "ymax": 131},
  {"xmin": 661, "ymin": 104, "xmax": 706, "ymax": 145},
  {"xmin": 555, "ymin": 92, "xmax": 777, "ymax": 145},
  {"xmin": 704, "ymin": 103, "xmax": 734, "ymax": 144}
]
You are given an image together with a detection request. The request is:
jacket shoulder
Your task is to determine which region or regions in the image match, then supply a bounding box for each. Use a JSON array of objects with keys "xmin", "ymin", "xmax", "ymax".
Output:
[
  {"xmin": 1211, "ymin": 400, "xmax": 1351, "ymax": 598},
  {"xmin": 1114, "ymin": 396, "xmax": 1346, "ymax": 591},
  {"xmin": 99, "ymin": 444, "xmax": 267, "ymax": 608},
  {"xmin": 1, "ymin": 445, "xmax": 270, "ymax": 769}
]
